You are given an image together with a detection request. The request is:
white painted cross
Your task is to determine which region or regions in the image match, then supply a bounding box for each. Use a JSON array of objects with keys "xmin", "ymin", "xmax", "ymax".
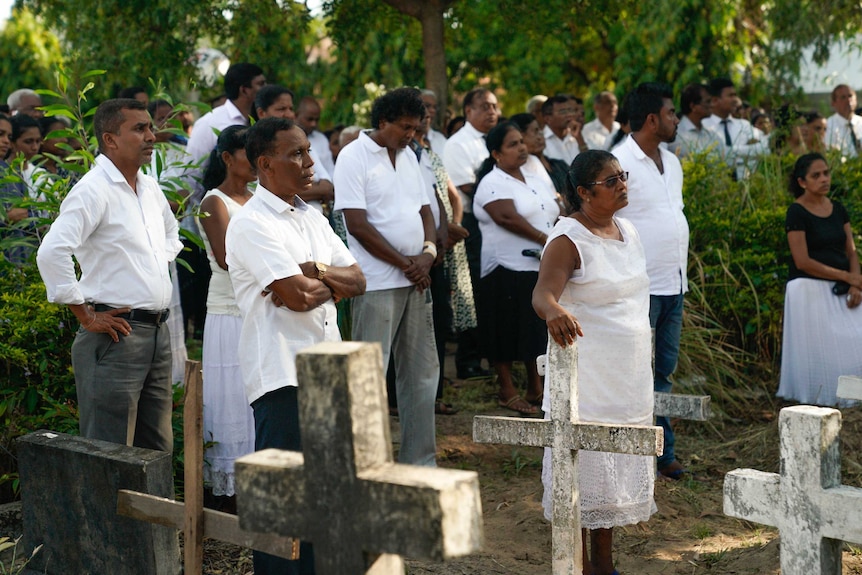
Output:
[
  {"xmin": 723, "ymin": 405, "xmax": 862, "ymax": 575},
  {"xmin": 837, "ymin": 375, "xmax": 862, "ymax": 401},
  {"xmin": 537, "ymin": 354, "xmax": 711, "ymax": 421},
  {"xmin": 473, "ymin": 339, "xmax": 663, "ymax": 574},
  {"xmin": 235, "ymin": 342, "xmax": 483, "ymax": 575}
]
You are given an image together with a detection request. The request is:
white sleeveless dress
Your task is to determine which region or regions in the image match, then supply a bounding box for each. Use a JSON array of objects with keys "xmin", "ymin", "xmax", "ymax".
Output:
[
  {"xmin": 540, "ymin": 216, "xmax": 657, "ymax": 529},
  {"xmin": 198, "ymin": 189, "xmax": 255, "ymax": 496}
]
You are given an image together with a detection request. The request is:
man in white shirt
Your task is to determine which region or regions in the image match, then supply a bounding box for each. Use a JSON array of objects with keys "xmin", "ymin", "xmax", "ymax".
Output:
[
  {"xmin": 226, "ymin": 117, "xmax": 364, "ymax": 575},
  {"xmin": 542, "ymin": 94, "xmax": 588, "ymax": 164},
  {"xmin": 582, "ymin": 91, "xmax": 620, "ymax": 150},
  {"xmin": 7, "ymin": 88, "xmax": 43, "ymax": 119},
  {"xmin": 442, "ymin": 88, "xmax": 499, "ymax": 379},
  {"xmin": 37, "ymin": 99, "xmax": 183, "ymax": 452},
  {"xmin": 420, "ymin": 89, "xmax": 448, "ymax": 155},
  {"xmin": 825, "ymin": 84, "xmax": 862, "ymax": 158},
  {"xmin": 334, "ymin": 87, "xmax": 439, "ymax": 467},
  {"xmin": 668, "ymin": 83, "xmax": 725, "ymax": 159},
  {"xmin": 702, "ymin": 77, "xmax": 768, "ymax": 179},
  {"xmin": 296, "ymin": 96, "xmax": 336, "ymax": 176},
  {"xmin": 526, "ymin": 94, "xmax": 548, "ymax": 128},
  {"xmin": 613, "ymin": 83, "xmax": 689, "ymax": 480}
]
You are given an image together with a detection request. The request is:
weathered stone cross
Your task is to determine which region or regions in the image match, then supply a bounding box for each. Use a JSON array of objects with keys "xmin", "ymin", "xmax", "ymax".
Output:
[
  {"xmin": 235, "ymin": 341, "xmax": 483, "ymax": 574},
  {"xmin": 723, "ymin": 405, "xmax": 862, "ymax": 575},
  {"xmin": 473, "ymin": 339, "xmax": 663, "ymax": 574}
]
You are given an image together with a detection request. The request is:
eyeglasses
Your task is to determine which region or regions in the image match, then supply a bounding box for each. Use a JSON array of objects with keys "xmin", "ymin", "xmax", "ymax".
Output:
[{"xmin": 587, "ymin": 171, "xmax": 629, "ymax": 188}]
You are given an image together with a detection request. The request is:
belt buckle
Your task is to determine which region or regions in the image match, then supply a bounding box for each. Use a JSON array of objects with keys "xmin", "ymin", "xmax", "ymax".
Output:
[{"xmin": 154, "ymin": 310, "xmax": 164, "ymax": 327}]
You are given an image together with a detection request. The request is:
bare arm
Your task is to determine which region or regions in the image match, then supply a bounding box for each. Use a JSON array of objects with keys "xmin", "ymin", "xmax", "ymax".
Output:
[
  {"xmin": 447, "ymin": 178, "xmax": 463, "ymax": 224},
  {"xmin": 434, "ymin": 195, "xmax": 448, "ymax": 266},
  {"xmin": 267, "ymin": 274, "xmax": 332, "ymax": 312},
  {"xmin": 302, "ymin": 261, "xmax": 366, "ymax": 301},
  {"xmin": 483, "ymin": 199, "xmax": 548, "ymax": 245},
  {"xmin": 198, "ymin": 195, "xmax": 229, "ymax": 270},
  {"xmin": 68, "ymin": 303, "xmax": 131, "ymax": 343},
  {"xmin": 532, "ymin": 235, "xmax": 584, "ymax": 347},
  {"xmin": 788, "ymin": 227, "xmax": 862, "ymax": 288},
  {"xmin": 300, "ymin": 179, "xmax": 335, "ymax": 203}
]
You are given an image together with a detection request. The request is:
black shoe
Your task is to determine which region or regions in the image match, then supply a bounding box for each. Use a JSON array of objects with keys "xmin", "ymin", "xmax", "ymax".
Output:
[{"xmin": 456, "ymin": 366, "xmax": 491, "ymax": 380}]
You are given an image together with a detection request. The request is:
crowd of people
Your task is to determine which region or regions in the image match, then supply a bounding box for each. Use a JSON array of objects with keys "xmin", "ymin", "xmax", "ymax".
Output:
[{"xmin": 0, "ymin": 63, "xmax": 858, "ymax": 575}]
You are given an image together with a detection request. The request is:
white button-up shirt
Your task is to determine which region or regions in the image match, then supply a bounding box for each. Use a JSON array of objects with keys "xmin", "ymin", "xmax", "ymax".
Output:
[
  {"xmin": 333, "ymin": 131, "xmax": 429, "ymax": 291},
  {"xmin": 308, "ymin": 129, "xmax": 335, "ymax": 177},
  {"xmin": 443, "ymin": 120, "xmax": 488, "ymax": 212},
  {"xmin": 668, "ymin": 115, "xmax": 725, "ymax": 159},
  {"xmin": 825, "ymin": 112, "xmax": 862, "ymax": 157},
  {"xmin": 613, "ymin": 136, "xmax": 689, "ymax": 296},
  {"xmin": 543, "ymin": 125, "xmax": 580, "ymax": 165},
  {"xmin": 582, "ymin": 118, "xmax": 620, "ymax": 151},
  {"xmin": 702, "ymin": 114, "xmax": 768, "ymax": 178},
  {"xmin": 226, "ymin": 187, "xmax": 356, "ymax": 404},
  {"xmin": 37, "ymin": 154, "xmax": 182, "ymax": 310}
]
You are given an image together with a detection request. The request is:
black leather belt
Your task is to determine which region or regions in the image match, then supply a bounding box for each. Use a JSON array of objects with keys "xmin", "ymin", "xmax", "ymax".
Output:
[{"xmin": 93, "ymin": 304, "xmax": 170, "ymax": 326}]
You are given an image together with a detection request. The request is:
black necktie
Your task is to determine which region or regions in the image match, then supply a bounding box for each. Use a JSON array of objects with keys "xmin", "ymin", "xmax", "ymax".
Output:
[
  {"xmin": 849, "ymin": 122, "xmax": 859, "ymax": 153},
  {"xmin": 721, "ymin": 119, "xmax": 732, "ymax": 147}
]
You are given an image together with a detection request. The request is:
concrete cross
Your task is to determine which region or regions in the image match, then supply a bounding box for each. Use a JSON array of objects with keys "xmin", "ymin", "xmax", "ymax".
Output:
[
  {"xmin": 234, "ymin": 341, "xmax": 483, "ymax": 575},
  {"xmin": 724, "ymin": 405, "xmax": 862, "ymax": 575},
  {"xmin": 537, "ymin": 354, "xmax": 711, "ymax": 421},
  {"xmin": 473, "ymin": 339, "xmax": 663, "ymax": 574},
  {"xmin": 837, "ymin": 375, "xmax": 862, "ymax": 401}
]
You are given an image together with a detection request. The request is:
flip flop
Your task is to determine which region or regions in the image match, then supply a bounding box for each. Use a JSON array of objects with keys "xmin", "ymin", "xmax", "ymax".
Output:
[
  {"xmin": 498, "ymin": 395, "xmax": 538, "ymax": 415},
  {"xmin": 525, "ymin": 393, "xmax": 543, "ymax": 406}
]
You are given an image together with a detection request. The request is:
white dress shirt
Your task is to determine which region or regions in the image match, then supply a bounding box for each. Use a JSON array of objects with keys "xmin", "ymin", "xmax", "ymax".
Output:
[
  {"xmin": 428, "ymin": 129, "xmax": 448, "ymax": 156},
  {"xmin": 333, "ymin": 131, "xmax": 429, "ymax": 291},
  {"xmin": 473, "ymin": 166, "xmax": 560, "ymax": 277},
  {"xmin": 37, "ymin": 154, "xmax": 183, "ymax": 310},
  {"xmin": 613, "ymin": 135, "xmax": 689, "ymax": 296},
  {"xmin": 308, "ymin": 129, "xmax": 335, "ymax": 176},
  {"xmin": 543, "ymin": 125, "xmax": 580, "ymax": 165},
  {"xmin": 226, "ymin": 187, "xmax": 356, "ymax": 404},
  {"xmin": 443, "ymin": 120, "xmax": 488, "ymax": 212},
  {"xmin": 668, "ymin": 115, "xmax": 725, "ymax": 159},
  {"xmin": 825, "ymin": 113, "xmax": 862, "ymax": 157},
  {"xmin": 582, "ymin": 118, "xmax": 620, "ymax": 151}
]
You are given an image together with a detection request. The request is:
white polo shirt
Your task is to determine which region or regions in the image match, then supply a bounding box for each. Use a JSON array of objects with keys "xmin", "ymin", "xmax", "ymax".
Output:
[
  {"xmin": 443, "ymin": 120, "xmax": 488, "ymax": 212},
  {"xmin": 333, "ymin": 131, "xmax": 429, "ymax": 292},
  {"xmin": 613, "ymin": 135, "xmax": 689, "ymax": 296},
  {"xmin": 226, "ymin": 186, "xmax": 356, "ymax": 404},
  {"xmin": 473, "ymin": 166, "xmax": 560, "ymax": 277}
]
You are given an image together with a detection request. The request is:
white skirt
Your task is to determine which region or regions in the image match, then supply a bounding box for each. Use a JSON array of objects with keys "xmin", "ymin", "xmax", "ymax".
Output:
[
  {"xmin": 778, "ymin": 278, "xmax": 862, "ymax": 407},
  {"xmin": 202, "ymin": 313, "xmax": 256, "ymax": 496},
  {"xmin": 168, "ymin": 260, "xmax": 188, "ymax": 385}
]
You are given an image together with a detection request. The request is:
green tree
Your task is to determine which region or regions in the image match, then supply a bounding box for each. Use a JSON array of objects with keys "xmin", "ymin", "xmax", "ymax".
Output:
[{"xmin": 0, "ymin": 7, "xmax": 63, "ymax": 99}]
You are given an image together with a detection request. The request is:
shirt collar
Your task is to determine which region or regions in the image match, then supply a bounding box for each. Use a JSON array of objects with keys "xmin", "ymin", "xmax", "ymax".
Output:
[
  {"xmin": 222, "ymin": 99, "xmax": 247, "ymax": 123},
  {"xmin": 679, "ymin": 115, "xmax": 699, "ymax": 132},
  {"xmin": 254, "ymin": 182, "xmax": 310, "ymax": 214},
  {"xmin": 95, "ymin": 153, "xmax": 143, "ymax": 190},
  {"xmin": 462, "ymin": 121, "xmax": 486, "ymax": 140}
]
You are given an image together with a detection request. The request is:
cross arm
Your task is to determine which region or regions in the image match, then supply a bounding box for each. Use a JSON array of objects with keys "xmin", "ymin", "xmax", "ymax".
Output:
[
  {"xmin": 472, "ymin": 416, "xmax": 552, "ymax": 447},
  {"xmin": 573, "ymin": 422, "xmax": 663, "ymax": 456},
  {"xmin": 235, "ymin": 449, "xmax": 309, "ymax": 537},
  {"xmin": 654, "ymin": 392, "xmax": 711, "ymax": 420},
  {"xmin": 819, "ymin": 486, "xmax": 862, "ymax": 544},
  {"xmin": 723, "ymin": 468, "xmax": 780, "ymax": 527}
]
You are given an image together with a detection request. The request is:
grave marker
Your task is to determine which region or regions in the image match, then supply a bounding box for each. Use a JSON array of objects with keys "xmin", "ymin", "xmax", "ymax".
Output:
[
  {"xmin": 474, "ymin": 339, "xmax": 663, "ymax": 574},
  {"xmin": 837, "ymin": 375, "xmax": 862, "ymax": 401},
  {"xmin": 723, "ymin": 405, "xmax": 862, "ymax": 575},
  {"xmin": 235, "ymin": 341, "xmax": 483, "ymax": 575}
]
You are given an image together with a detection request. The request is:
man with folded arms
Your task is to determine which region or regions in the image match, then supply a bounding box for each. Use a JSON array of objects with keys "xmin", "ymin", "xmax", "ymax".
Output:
[{"xmin": 37, "ymin": 98, "xmax": 183, "ymax": 452}]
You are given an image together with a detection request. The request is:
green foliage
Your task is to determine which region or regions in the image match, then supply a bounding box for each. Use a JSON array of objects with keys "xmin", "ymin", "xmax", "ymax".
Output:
[
  {"xmin": 0, "ymin": 536, "xmax": 42, "ymax": 575},
  {"xmin": 0, "ymin": 7, "xmax": 63, "ymax": 99}
]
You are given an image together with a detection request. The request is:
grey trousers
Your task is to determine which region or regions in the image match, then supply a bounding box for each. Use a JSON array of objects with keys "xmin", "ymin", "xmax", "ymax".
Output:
[
  {"xmin": 71, "ymin": 322, "xmax": 173, "ymax": 452},
  {"xmin": 352, "ymin": 286, "xmax": 438, "ymax": 466}
]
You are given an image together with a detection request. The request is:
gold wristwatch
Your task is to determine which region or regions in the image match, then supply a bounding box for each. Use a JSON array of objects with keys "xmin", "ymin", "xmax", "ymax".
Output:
[{"xmin": 315, "ymin": 261, "xmax": 328, "ymax": 280}]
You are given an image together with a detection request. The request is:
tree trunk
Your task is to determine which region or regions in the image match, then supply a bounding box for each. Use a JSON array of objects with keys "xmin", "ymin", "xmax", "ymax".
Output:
[{"xmin": 380, "ymin": 0, "xmax": 453, "ymax": 128}]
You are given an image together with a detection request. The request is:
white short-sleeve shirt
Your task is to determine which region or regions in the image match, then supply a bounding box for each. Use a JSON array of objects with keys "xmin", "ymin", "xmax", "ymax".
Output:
[
  {"xmin": 473, "ymin": 166, "xmax": 560, "ymax": 277},
  {"xmin": 333, "ymin": 131, "xmax": 429, "ymax": 291},
  {"xmin": 442, "ymin": 121, "xmax": 488, "ymax": 212},
  {"xmin": 225, "ymin": 186, "xmax": 356, "ymax": 404},
  {"xmin": 613, "ymin": 135, "xmax": 689, "ymax": 296}
]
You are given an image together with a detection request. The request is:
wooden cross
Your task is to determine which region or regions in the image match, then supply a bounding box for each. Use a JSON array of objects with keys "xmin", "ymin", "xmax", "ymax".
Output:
[
  {"xmin": 837, "ymin": 375, "xmax": 862, "ymax": 401},
  {"xmin": 537, "ymin": 354, "xmax": 711, "ymax": 421},
  {"xmin": 473, "ymin": 339, "xmax": 663, "ymax": 574},
  {"xmin": 234, "ymin": 341, "xmax": 483, "ymax": 575},
  {"xmin": 117, "ymin": 360, "xmax": 299, "ymax": 574},
  {"xmin": 723, "ymin": 405, "xmax": 862, "ymax": 575}
]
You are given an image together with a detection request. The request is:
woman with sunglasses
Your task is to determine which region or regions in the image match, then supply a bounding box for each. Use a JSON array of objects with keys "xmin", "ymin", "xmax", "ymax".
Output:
[{"xmin": 533, "ymin": 150, "xmax": 655, "ymax": 575}]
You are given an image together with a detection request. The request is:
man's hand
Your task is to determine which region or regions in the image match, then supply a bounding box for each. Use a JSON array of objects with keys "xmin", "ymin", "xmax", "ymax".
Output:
[
  {"xmin": 446, "ymin": 222, "xmax": 469, "ymax": 249},
  {"xmin": 81, "ymin": 307, "xmax": 132, "ymax": 343},
  {"xmin": 402, "ymin": 253, "xmax": 434, "ymax": 291}
]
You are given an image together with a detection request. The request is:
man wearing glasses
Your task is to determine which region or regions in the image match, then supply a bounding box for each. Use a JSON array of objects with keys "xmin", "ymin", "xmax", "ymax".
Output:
[{"xmin": 613, "ymin": 82, "xmax": 690, "ymax": 481}]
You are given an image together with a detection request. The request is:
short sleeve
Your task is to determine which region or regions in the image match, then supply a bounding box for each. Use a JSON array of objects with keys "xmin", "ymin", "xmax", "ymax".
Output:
[
  {"xmin": 834, "ymin": 201, "xmax": 851, "ymax": 224},
  {"xmin": 332, "ymin": 146, "xmax": 368, "ymax": 211},
  {"xmin": 785, "ymin": 203, "xmax": 808, "ymax": 232},
  {"xmin": 226, "ymin": 215, "xmax": 302, "ymax": 289}
]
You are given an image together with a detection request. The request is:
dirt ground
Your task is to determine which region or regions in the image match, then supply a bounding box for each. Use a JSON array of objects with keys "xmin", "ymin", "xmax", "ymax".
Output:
[{"xmin": 3, "ymin": 347, "xmax": 862, "ymax": 575}]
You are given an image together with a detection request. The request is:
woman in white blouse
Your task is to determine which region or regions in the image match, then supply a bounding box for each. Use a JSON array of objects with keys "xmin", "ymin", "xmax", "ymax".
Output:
[{"xmin": 473, "ymin": 121, "xmax": 560, "ymax": 415}]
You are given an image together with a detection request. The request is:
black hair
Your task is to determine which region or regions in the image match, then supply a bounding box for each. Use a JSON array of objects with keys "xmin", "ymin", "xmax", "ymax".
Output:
[
  {"xmin": 147, "ymin": 99, "xmax": 172, "ymax": 118},
  {"xmin": 750, "ymin": 111, "xmax": 770, "ymax": 129},
  {"xmin": 475, "ymin": 121, "xmax": 520, "ymax": 185},
  {"xmin": 565, "ymin": 150, "xmax": 620, "ymax": 210},
  {"xmin": 540, "ymin": 94, "xmax": 571, "ymax": 118},
  {"xmin": 93, "ymin": 99, "xmax": 147, "ymax": 152},
  {"xmin": 680, "ymin": 83, "xmax": 708, "ymax": 116},
  {"xmin": 707, "ymin": 77, "xmax": 735, "ymax": 98},
  {"xmin": 446, "ymin": 115, "xmax": 465, "ymax": 136},
  {"xmin": 39, "ymin": 115, "xmax": 68, "ymax": 136},
  {"xmin": 462, "ymin": 88, "xmax": 491, "ymax": 114},
  {"xmin": 789, "ymin": 153, "xmax": 827, "ymax": 198},
  {"xmin": 245, "ymin": 116, "xmax": 296, "ymax": 170},
  {"xmin": 370, "ymin": 87, "xmax": 425, "ymax": 129},
  {"xmin": 202, "ymin": 125, "xmax": 249, "ymax": 191},
  {"xmin": 804, "ymin": 110, "xmax": 824, "ymax": 124},
  {"xmin": 118, "ymin": 86, "xmax": 147, "ymax": 100},
  {"xmin": 626, "ymin": 82, "xmax": 673, "ymax": 132},
  {"xmin": 509, "ymin": 112, "xmax": 537, "ymax": 133},
  {"xmin": 253, "ymin": 85, "xmax": 295, "ymax": 121},
  {"xmin": 224, "ymin": 63, "xmax": 264, "ymax": 101},
  {"xmin": 10, "ymin": 113, "xmax": 41, "ymax": 141}
]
